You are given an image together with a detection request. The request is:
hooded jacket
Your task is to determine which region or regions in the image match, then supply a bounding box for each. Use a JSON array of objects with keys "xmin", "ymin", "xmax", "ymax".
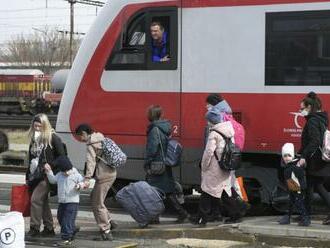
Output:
[
  {"xmin": 145, "ymin": 120, "xmax": 176, "ymax": 193},
  {"xmin": 299, "ymin": 112, "xmax": 330, "ymax": 176},
  {"xmin": 201, "ymin": 121, "xmax": 236, "ymax": 198},
  {"xmin": 85, "ymin": 132, "xmax": 116, "ymax": 183}
]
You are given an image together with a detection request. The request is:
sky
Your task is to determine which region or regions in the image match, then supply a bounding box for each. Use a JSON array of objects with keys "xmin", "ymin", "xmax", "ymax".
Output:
[{"xmin": 0, "ymin": 0, "xmax": 104, "ymax": 44}]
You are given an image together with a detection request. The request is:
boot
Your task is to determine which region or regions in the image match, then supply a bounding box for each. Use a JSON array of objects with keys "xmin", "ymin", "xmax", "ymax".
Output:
[
  {"xmin": 40, "ymin": 226, "xmax": 55, "ymax": 237},
  {"xmin": 298, "ymin": 215, "xmax": 311, "ymax": 226},
  {"xmin": 27, "ymin": 226, "xmax": 40, "ymax": 237},
  {"xmin": 167, "ymin": 194, "xmax": 189, "ymax": 223},
  {"xmin": 322, "ymin": 215, "xmax": 330, "ymax": 225},
  {"xmin": 278, "ymin": 215, "xmax": 290, "ymax": 225}
]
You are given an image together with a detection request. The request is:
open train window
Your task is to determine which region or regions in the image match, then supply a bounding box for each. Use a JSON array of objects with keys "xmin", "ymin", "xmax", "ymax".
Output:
[
  {"xmin": 265, "ymin": 10, "xmax": 330, "ymax": 86},
  {"xmin": 105, "ymin": 7, "xmax": 178, "ymax": 70}
]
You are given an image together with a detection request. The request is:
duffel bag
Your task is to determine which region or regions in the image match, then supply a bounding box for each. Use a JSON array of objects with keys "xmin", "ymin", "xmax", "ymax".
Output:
[{"xmin": 116, "ymin": 181, "xmax": 165, "ymax": 227}]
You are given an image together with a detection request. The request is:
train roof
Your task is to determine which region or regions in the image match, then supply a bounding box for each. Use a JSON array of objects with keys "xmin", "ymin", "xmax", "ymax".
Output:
[{"xmin": 0, "ymin": 69, "xmax": 44, "ymax": 76}]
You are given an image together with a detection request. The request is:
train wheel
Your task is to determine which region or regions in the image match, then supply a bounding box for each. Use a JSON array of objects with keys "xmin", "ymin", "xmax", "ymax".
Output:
[{"xmin": 0, "ymin": 130, "xmax": 9, "ymax": 153}]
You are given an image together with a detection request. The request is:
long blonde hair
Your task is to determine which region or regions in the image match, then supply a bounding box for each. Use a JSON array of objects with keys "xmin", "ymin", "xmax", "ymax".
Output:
[{"xmin": 28, "ymin": 113, "xmax": 54, "ymax": 148}]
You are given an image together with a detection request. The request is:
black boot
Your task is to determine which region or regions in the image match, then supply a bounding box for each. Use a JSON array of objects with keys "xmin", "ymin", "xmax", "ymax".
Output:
[
  {"xmin": 167, "ymin": 194, "xmax": 189, "ymax": 223},
  {"xmin": 28, "ymin": 226, "xmax": 40, "ymax": 237}
]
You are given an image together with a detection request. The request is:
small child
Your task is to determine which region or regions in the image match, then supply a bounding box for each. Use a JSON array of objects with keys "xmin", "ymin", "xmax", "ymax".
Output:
[
  {"xmin": 278, "ymin": 143, "xmax": 310, "ymax": 226},
  {"xmin": 44, "ymin": 155, "xmax": 85, "ymax": 246}
]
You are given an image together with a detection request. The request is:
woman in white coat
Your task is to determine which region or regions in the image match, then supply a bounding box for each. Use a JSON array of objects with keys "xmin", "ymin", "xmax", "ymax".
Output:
[{"xmin": 191, "ymin": 109, "xmax": 236, "ymax": 226}]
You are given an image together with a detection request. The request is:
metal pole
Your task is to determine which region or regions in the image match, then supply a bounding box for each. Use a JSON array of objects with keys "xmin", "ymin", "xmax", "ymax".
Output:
[{"xmin": 69, "ymin": 0, "xmax": 76, "ymax": 66}]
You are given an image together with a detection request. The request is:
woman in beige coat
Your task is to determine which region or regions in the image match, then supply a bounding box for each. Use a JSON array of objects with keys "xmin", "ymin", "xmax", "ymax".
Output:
[
  {"xmin": 75, "ymin": 124, "xmax": 117, "ymax": 241},
  {"xmin": 191, "ymin": 109, "xmax": 236, "ymax": 226}
]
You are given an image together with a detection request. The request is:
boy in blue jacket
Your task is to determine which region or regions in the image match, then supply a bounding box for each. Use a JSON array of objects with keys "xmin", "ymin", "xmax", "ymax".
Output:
[{"xmin": 45, "ymin": 155, "xmax": 85, "ymax": 246}]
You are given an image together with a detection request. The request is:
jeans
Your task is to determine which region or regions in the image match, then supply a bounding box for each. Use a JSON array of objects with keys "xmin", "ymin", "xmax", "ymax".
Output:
[{"xmin": 57, "ymin": 203, "xmax": 79, "ymax": 240}]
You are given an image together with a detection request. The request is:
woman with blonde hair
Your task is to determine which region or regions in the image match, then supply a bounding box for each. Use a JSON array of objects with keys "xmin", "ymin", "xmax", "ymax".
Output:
[{"xmin": 26, "ymin": 113, "xmax": 66, "ymax": 237}]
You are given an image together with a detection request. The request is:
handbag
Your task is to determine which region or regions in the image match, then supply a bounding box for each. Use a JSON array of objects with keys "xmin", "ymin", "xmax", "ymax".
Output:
[
  {"xmin": 10, "ymin": 185, "xmax": 31, "ymax": 217},
  {"xmin": 149, "ymin": 128, "xmax": 166, "ymax": 175}
]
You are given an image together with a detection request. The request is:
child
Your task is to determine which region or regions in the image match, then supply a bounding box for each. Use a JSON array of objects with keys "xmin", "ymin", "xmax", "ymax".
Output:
[
  {"xmin": 278, "ymin": 143, "xmax": 310, "ymax": 226},
  {"xmin": 44, "ymin": 155, "xmax": 85, "ymax": 246}
]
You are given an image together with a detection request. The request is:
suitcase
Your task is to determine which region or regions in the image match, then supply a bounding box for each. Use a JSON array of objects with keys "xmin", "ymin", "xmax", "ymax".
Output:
[{"xmin": 116, "ymin": 181, "xmax": 165, "ymax": 227}]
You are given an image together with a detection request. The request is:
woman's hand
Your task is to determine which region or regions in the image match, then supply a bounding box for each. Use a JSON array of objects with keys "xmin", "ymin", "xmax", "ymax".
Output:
[
  {"xmin": 297, "ymin": 158, "xmax": 306, "ymax": 167},
  {"xmin": 44, "ymin": 163, "xmax": 51, "ymax": 172}
]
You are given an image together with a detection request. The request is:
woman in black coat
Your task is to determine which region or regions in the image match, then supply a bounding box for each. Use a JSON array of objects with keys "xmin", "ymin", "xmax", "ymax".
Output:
[
  {"xmin": 298, "ymin": 92, "xmax": 330, "ymax": 224},
  {"xmin": 25, "ymin": 114, "xmax": 66, "ymax": 237},
  {"xmin": 144, "ymin": 105, "xmax": 189, "ymax": 223}
]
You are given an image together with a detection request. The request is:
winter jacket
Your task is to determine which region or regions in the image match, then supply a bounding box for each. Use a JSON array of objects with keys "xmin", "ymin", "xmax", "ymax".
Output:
[
  {"xmin": 85, "ymin": 132, "xmax": 117, "ymax": 183},
  {"xmin": 145, "ymin": 120, "xmax": 176, "ymax": 193},
  {"xmin": 25, "ymin": 133, "xmax": 66, "ymax": 181},
  {"xmin": 46, "ymin": 168, "xmax": 84, "ymax": 203},
  {"xmin": 201, "ymin": 121, "xmax": 236, "ymax": 198},
  {"xmin": 281, "ymin": 159, "xmax": 307, "ymax": 191},
  {"xmin": 299, "ymin": 112, "xmax": 330, "ymax": 176}
]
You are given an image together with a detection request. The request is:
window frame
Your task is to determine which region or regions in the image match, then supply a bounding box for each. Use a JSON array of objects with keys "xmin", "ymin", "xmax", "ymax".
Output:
[
  {"xmin": 265, "ymin": 10, "xmax": 330, "ymax": 86},
  {"xmin": 105, "ymin": 7, "xmax": 178, "ymax": 71}
]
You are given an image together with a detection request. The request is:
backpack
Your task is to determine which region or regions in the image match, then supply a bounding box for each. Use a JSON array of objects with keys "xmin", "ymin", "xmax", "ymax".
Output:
[
  {"xmin": 212, "ymin": 129, "xmax": 241, "ymax": 171},
  {"xmin": 156, "ymin": 128, "xmax": 183, "ymax": 167},
  {"xmin": 223, "ymin": 114, "xmax": 245, "ymax": 150},
  {"xmin": 165, "ymin": 139, "xmax": 183, "ymax": 166},
  {"xmin": 100, "ymin": 137, "xmax": 127, "ymax": 168},
  {"xmin": 320, "ymin": 123, "xmax": 330, "ymax": 162}
]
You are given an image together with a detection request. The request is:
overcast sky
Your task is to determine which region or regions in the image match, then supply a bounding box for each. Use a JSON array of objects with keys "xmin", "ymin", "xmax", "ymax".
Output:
[{"xmin": 0, "ymin": 0, "xmax": 103, "ymax": 44}]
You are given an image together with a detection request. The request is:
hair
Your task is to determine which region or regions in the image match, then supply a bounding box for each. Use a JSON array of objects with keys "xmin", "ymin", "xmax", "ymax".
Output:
[
  {"xmin": 28, "ymin": 113, "xmax": 54, "ymax": 147},
  {"xmin": 147, "ymin": 105, "xmax": 163, "ymax": 122},
  {"xmin": 206, "ymin": 93, "xmax": 223, "ymax": 106},
  {"xmin": 302, "ymin": 91, "xmax": 322, "ymax": 113},
  {"xmin": 75, "ymin": 123, "xmax": 93, "ymax": 135},
  {"xmin": 150, "ymin": 21, "xmax": 164, "ymax": 31}
]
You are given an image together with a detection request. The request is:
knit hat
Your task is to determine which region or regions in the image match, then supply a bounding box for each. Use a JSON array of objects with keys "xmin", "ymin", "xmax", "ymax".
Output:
[
  {"xmin": 281, "ymin": 143, "xmax": 294, "ymax": 158},
  {"xmin": 54, "ymin": 155, "xmax": 73, "ymax": 172},
  {"xmin": 206, "ymin": 109, "xmax": 221, "ymax": 124}
]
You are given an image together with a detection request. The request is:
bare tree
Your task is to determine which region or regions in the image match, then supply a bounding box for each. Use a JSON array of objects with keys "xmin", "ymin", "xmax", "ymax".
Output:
[{"xmin": 0, "ymin": 27, "xmax": 81, "ymax": 73}]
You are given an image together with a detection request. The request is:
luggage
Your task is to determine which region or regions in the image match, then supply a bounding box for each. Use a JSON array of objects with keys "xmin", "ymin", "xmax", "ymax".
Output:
[
  {"xmin": 0, "ymin": 211, "xmax": 25, "ymax": 248},
  {"xmin": 10, "ymin": 185, "xmax": 31, "ymax": 217},
  {"xmin": 116, "ymin": 181, "xmax": 165, "ymax": 227},
  {"xmin": 223, "ymin": 114, "xmax": 245, "ymax": 150}
]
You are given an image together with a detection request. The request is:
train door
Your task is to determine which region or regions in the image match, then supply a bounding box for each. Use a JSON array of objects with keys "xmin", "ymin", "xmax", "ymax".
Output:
[{"xmin": 95, "ymin": 7, "xmax": 181, "ymax": 180}]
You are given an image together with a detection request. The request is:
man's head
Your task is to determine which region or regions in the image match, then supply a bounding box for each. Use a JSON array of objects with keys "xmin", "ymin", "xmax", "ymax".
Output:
[
  {"xmin": 282, "ymin": 143, "xmax": 295, "ymax": 164},
  {"xmin": 150, "ymin": 22, "xmax": 164, "ymax": 42}
]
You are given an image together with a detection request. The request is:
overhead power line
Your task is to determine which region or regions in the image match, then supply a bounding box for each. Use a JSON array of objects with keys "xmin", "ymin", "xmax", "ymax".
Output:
[
  {"xmin": 57, "ymin": 29, "xmax": 86, "ymax": 35},
  {"xmin": 64, "ymin": 0, "xmax": 105, "ymax": 7}
]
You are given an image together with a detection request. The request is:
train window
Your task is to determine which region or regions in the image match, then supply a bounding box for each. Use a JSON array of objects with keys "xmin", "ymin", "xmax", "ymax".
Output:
[
  {"xmin": 105, "ymin": 8, "xmax": 178, "ymax": 71},
  {"xmin": 265, "ymin": 10, "xmax": 330, "ymax": 86}
]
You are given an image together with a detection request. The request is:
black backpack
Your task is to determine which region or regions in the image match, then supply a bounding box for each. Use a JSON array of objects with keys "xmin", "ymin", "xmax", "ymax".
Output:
[{"xmin": 212, "ymin": 129, "xmax": 241, "ymax": 171}]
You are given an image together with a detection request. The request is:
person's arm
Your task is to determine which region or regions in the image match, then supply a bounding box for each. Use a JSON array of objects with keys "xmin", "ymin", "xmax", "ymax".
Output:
[
  {"xmin": 44, "ymin": 163, "xmax": 57, "ymax": 184},
  {"xmin": 85, "ymin": 144, "xmax": 97, "ymax": 180},
  {"xmin": 201, "ymin": 132, "xmax": 218, "ymax": 170},
  {"xmin": 301, "ymin": 120, "xmax": 322, "ymax": 160},
  {"xmin": 52, "ymin": 133, "xmax": 66, "ymax": 157},
  {"xmin": 146, "ymin": 127, "xmax": 160, "ymax": 163}
]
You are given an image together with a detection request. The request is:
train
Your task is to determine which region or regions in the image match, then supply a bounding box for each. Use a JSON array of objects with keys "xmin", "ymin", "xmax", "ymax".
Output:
[
  {"xmin": 56, "ymin": 0, "xmax": 330, "ymax": 211},
  {"xmin": 0, "ymin": 69, "xmax": 67, "ymax": 115}
]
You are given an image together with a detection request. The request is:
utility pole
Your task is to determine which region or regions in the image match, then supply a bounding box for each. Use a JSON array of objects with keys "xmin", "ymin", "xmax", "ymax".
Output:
[
  {"xmin": 69, "ymin": 0, "xmax": 76, "ymax": 66},
  {"xmin": 64, "ymin": 0, "xmax": 105, "ymax": 66}
]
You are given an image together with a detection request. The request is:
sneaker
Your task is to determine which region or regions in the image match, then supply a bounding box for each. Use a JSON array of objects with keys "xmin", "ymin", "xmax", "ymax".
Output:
[
  {"xmin": 40, "ymin": 227, "xmax": 55, "ymax": 237},
  {"xmin": 110, "ymin": 220, "xmax": 118, "ymax": 230},
  {"xmin": 93, "ymin": 230, "xmax": 113, "ymax": 241},
  {"xmin": 27, "ymin": 227, "xmax": 40, "ymax": 237},
  {"xmin": 278, "ymin": 215, "xmax": 290, "ymax": 225},
  {"xmin": 56, "ymin": 240, "xmax": 73, "ymax": 247},
  {"xmin": 176, "ymin": 213, "xmax": 190, "ymax": 223},
  {"xmin": 298, "ymin": 217, "xmax": 311, "ymax": 227}
]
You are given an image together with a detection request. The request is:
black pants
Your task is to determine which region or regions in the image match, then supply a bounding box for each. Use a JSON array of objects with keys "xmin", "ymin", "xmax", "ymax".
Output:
[
  {"xmin": 220, "ymin": 189, "xmax": 242, "ymax": 220},
  {"xmin": 198, "ymin": 191, "xmax": 220, "ymax": 224},
  {"xmin": 57, "ymin": 203, "xmax": 79, "ymax": 240},
  {"xmin": 288, "ymin": 192, "xmax": 308, "ymax": 217},
  {"xmin": 305, "ymin": 176, "xmax": 330, "ymax": 215}
]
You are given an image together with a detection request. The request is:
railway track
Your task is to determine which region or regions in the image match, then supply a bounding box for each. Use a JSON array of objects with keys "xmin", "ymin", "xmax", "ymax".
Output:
[{"xmin": 0, "ymin": 114, "xmax": 57, "ymax": 128}]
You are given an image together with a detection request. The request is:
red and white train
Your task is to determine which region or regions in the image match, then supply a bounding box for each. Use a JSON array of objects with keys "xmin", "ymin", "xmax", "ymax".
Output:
[{"xmin": 56, "ymin": 0, "xmax": 330, "ymax": 207}]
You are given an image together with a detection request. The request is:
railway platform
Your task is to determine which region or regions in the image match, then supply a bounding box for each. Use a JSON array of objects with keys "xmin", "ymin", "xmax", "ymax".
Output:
[{"xmin": 1, "ymin": 204, "xmax": 330, "ymax": 248}]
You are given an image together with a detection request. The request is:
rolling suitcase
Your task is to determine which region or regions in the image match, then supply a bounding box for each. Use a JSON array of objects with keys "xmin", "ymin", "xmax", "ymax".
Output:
[{"xmin": 116, "ymin": 181, "xmax": 165, "ymax": 227}]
